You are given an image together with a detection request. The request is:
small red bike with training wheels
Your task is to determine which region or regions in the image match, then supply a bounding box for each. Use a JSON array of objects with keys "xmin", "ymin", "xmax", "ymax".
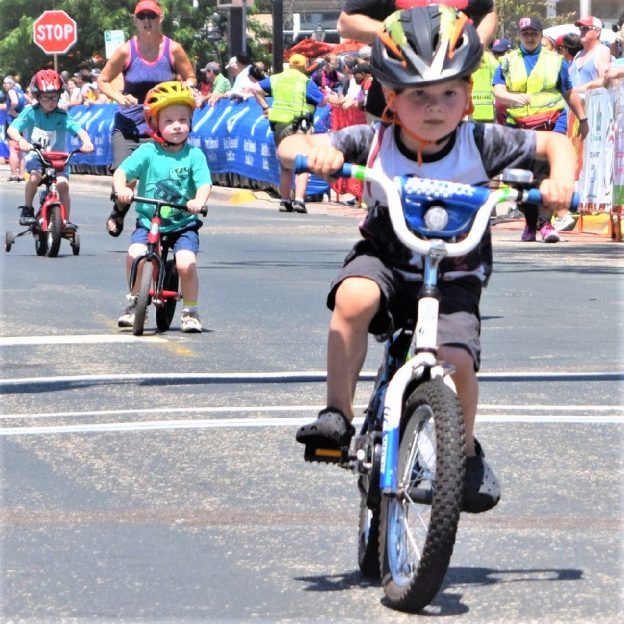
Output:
[
  {"xmin": 4, "ymin": 144, "xmax": 81, "ymax": 257},
  {"xmin": 119, "ymin": 194, "xmax": 208, "ymax": 337}
]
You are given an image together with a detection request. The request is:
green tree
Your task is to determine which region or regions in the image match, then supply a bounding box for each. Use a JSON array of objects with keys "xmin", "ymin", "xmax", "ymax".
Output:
[
  {"xmin": 494, "ymin": 0, "xmax": 575, "ymax": 39},
  {"xmin": 0, "ymin": 1, "xmax": 272, "ymax": 81}
]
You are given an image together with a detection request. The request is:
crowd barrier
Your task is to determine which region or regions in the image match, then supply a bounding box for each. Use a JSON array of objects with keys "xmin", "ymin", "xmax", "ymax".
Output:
[
  {"xmin": 577, "ymin": 82, "xmax": 623, "ymax": 239},
  {"xmin": 3, "ymin": 87, "xmax": 620, "ymax": 233},
  {"xmin": 0, "ymin": 99, "xmax": 332, "ymax": 200}
]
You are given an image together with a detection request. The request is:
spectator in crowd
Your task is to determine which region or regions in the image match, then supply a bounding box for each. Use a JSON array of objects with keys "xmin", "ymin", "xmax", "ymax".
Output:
[
  {"xmin": 246, "ymin": 63, "xmax": 267, "ymax": 94},
  {"xmin": 569, "ymin": 16, "xmax": 611, "ymax": 94},
  {"xmin": 209, "ymin": 54, "xmax": 255, "ymax": 104},
  {"xmin": 98, "ymin": 0, "xmax": 196, "ymax": 238},
  {"xmin": 75, "ymin": 70, "xmax": 95, "ymax": 101},
  {"xmin": 490, "ymin": 37, "xmax": 513, "ymax": 60},
  {"xmin": 311, "ymin": 54, "xmax": 342, "ymax": 95},
  {"xmin": 609, "ymin": 12, "xmax": 623, "ymax": 60},
  {"xmin": 83, "ymin": 82, "xmax": 109, "ymax": 105},
  {"xmin": 253, "ymin": 53, "xmax": 324, "ymax": 214},
  {"xmin": 337, "ymin": 0, "xmax": 497, "ymax": 120},
  {"xmin": 541, "ymin": 35, "xmax": 556, "ymax": 51},
  {"xmin": 471, "ymin": 45, "xmax": 500, "ymax": 122},
  {"xmin": 558, "ymin": 33, "xmax": 583, "ymax": 63},
  {"xmin": 493, "ymin": 16, "xmax": 587, "ymax": 240},
  {"xmin": 1, "ymin": 76, "xmax": 27, "ymax": 181},
  {"xmin": 59, "ymin": 77, "xmax": 83, "ymax": 109},
  {"xmin": 337, "ymin": 57, "xmax": 357, "ymax": 98},
  {"xmin": 196, "ymin": 62, "xmax": 231, "ymax": 107},
  {"xmin": 342, "ymin": 63, "xmax": 371, "ymax": 110}
]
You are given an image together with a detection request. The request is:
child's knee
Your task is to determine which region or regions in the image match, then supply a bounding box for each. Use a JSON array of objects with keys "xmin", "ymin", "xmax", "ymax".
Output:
[
  {"xmin": 439, "ymin": 345, "xmax": 475, "ymax": 376},
  {"xmin": 334, "ymin": 277, "xmax": 380, "ymax": 320}
]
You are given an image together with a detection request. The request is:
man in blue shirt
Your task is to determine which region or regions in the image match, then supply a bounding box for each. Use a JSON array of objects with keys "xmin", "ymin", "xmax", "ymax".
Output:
[{"xmin": 254, "ymin": 54, "xmax": 325, "ymax": 213}]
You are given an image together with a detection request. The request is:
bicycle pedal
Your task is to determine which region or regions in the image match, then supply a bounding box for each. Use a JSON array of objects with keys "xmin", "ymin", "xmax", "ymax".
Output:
[{"xmin": 304, "ymin": 445, "xmax": 348, "ymax": 465}]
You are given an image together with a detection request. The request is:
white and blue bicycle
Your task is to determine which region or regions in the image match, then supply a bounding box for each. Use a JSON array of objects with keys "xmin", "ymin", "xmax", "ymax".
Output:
[{"xmin": 295, "ymin": 156, "xmax": 576, "ymax": 612}]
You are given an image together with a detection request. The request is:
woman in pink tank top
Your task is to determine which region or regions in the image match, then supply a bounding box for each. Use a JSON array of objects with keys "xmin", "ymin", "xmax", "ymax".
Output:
[{"xmin": 98, "ymin": 0, "xmax": 196, "ymax": 237}]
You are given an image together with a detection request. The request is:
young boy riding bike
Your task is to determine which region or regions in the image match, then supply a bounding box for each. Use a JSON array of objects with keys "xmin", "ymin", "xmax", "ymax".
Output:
[
  {"xmin": 7, "ymin": 69, "xmax": 94, "ymax": 228},
  {"xmin": 278, "ymin": 4, "xmax": 576, "ymax": 513},
  {"xmin": 112, "ymin": 81, "xmax": 212, "ymax": 333}
]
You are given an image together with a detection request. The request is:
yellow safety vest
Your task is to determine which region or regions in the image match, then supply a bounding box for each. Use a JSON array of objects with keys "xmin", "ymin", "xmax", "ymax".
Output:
[
  {"xmin": 471, "ymin": 51, "xmax": 499, "ymax": 122},
  {"xmin": 502, "ymin": 48, "xmax": 564, "ymax": 124},
  {"xmin": 268, "ymin": 68, "xmax": 314, "ymax": 124}
]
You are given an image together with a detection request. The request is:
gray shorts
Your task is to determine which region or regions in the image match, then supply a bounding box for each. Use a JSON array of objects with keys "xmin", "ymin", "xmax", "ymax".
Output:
[
  {"xmin": 328, "ymin": 240, "xmax": 483, "ymax": 369},
  {"xmin": 111, "ymin": 130, "xmax": 152, "ymax": 171},
  {"xmin": 272, "ymin": 120, "xmax": 314, "ymax": 147}
]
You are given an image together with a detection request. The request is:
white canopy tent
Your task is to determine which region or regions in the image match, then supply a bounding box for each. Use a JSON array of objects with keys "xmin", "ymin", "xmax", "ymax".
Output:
[{"xmin": 543, "ymin": 23, "xmax": 616, "ymax": 45}]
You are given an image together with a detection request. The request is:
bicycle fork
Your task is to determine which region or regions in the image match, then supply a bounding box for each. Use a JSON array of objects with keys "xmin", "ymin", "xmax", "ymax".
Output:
[{"xmin": 379, "ymin": 247, "xmax": 456, "ymax": 495}]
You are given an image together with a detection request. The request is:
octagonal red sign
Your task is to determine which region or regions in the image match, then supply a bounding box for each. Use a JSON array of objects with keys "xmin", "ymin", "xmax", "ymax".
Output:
[{"xmin": 33, "ymin": 10, "xmax": 78, "ymax": 55}]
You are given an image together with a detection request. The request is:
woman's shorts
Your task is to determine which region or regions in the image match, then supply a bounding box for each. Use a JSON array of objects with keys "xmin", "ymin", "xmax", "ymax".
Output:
[
  {"xmin": 327, "ymin": 240, "xmax": 483, "ymax": 369},
  {"xmin": 111, "ymin": 130, "xmax": 152, "ymax": 171},
  {"xmin": 130, "ymin": 223, "xmax": 201, "ymax": 255}
]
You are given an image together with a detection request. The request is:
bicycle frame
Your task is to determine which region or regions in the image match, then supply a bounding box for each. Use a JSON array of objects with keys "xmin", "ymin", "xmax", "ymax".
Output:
[
  {"xmin": 127, "ymin": 196, "xmax": 208, "ymax": 304},
  {"xmin": 31, "ymin": 146, "xmax": 79, "ymax": 229}
]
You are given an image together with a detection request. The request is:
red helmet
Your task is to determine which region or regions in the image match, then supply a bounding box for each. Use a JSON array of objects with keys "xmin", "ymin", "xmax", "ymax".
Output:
[{"xmin": 30, "ymin": 69, "xmax": 63, "ymax": 97}]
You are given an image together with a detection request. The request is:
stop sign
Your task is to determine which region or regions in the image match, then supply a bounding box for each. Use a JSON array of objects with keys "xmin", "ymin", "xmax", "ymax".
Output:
[{"xmin": 33, "ymin": 10, "xmax": 78, "ymax": 55}]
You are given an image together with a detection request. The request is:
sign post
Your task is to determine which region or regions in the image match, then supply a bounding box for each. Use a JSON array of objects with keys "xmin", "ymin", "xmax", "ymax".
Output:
[{"xmin": 32, "ymin": 10, "xmax": 78, "ymax": 72}]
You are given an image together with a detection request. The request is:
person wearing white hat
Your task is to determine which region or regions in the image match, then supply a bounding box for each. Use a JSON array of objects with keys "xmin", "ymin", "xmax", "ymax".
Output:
[{"xmin": 569, "ymin": 16, "xmax": 612, "ymax": 93}]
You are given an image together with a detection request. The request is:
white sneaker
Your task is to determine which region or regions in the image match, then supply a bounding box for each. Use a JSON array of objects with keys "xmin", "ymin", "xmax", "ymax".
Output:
[
  {"xmin": 117, "ymin": 296, "xmax": 147, "ymax": 328},
  {"xmin": 553, "ymin": 214, "xmax": 576, "ymax": 232},
  {"xmin": 181, "ymin": 309, "xmax": 202, "ymax": 333}
]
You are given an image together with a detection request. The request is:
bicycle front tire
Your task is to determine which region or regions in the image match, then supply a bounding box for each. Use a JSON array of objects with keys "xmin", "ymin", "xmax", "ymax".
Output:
[
  {"xmin": 45, "ymin": 205, "xmax": 62, "ymax": 258},
  {"xmin": 379, "ymin": 378, "xmax": 465, "ymax": 612},
  {"xmin": 133, "ymin": 263, "xmax": 152, "ymax": 336},
  {"xmin": 156, "ymin": 259, "xmax": 179, "ymax": 331}
]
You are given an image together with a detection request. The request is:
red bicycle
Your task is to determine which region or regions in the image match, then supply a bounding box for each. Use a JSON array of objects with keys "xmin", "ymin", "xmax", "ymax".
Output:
[
  {"xmin": 4, "ymin": 144, "xmax": 81, "ymax": 257},
  {"xmin": 122, "ymin": 194, "xmax": 207, "ymax": 336}
]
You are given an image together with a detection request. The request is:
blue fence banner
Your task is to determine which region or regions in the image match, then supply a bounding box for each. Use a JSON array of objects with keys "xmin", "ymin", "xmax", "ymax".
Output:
[
  {"xmin": 0, "ymin": 108, "xmax": 10, "ymax": 159},
  {"xmin": 57, "ymin": 98, "xmax": 330, "ymax": 198}
]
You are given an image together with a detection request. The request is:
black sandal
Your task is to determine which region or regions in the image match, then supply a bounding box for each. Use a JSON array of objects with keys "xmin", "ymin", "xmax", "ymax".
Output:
[
  {"xmin": 106, "ymin": 200, "xmax": 130, "ymax": 237},
  {"xmin": 296, "ymin": 407, "xmax": 355, "ymax": 446}
]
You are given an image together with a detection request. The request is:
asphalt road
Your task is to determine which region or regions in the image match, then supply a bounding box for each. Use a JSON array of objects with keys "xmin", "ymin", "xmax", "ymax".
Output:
[{"xmin": 0, "ymin": 179, "xmax": 622, "ymax": 623}]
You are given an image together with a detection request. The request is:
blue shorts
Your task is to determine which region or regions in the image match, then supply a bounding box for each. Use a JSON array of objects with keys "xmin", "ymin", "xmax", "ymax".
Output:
[
  {"xmin": 130, "ymin": 222, "xmax": 201, "ymax": 255},
  {"xmin": 26, "ymin": 158, "xmax": 70, "ymax": 178}
]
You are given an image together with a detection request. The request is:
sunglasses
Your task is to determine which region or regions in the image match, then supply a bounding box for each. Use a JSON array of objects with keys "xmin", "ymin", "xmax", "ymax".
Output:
[
  {"xmin": 136, "ymin": 12, "xmax": 158, "ymax": 20},
  {"xmin": 39, "ymin": 93, "xmax": 60, "ymax": 101},
  {"xmin": 579, "ymin": 26, "xmax": 595, "ymax": 32}
]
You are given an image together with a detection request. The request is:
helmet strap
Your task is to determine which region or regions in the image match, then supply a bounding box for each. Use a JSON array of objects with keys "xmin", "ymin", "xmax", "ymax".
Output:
[{"xmin": 381, "ymin": 84, "xmax": 473, "ymax": 166}]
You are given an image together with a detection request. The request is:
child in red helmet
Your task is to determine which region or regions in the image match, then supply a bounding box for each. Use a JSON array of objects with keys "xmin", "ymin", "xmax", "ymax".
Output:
[
  {"xmin": 7, "ymin": 69, "xmax": 94, "ymax": 227},
  {"xmin": 112, "ymin": 81, "xmax": 212, "ymax": 333}
]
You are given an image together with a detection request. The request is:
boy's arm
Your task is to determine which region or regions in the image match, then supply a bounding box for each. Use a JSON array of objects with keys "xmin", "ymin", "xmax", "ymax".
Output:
[
  {"xmin": 534, "ymin": 131, "xmax": 576, "ymax": 211},
  {"xmin": 277, "ymin": 133, "xmax": 344, "ymax": 178},
  {"xmin": 112, "ymin": 168, "xmax": 134, "ymax": 205},
  {"xmin": 187, "ymin": 183, "xmax": 212, "ymax": 213},
  {"xmin": 76, "ymin": 128, "xmax": 94, "ymax": 152}
]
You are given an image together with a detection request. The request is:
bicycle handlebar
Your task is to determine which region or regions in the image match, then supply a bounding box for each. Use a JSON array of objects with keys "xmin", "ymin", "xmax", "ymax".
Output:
[
  {"xmin": 27, "ymin": 143, "xmax": 81, "ymax": 167},
  {"xmin": 128, "ymin": 194, "xmax": 208, "ymax": 217},
  {"xmin": 293, "ymin": 155, "xmax": 579, "ymax": 258}
]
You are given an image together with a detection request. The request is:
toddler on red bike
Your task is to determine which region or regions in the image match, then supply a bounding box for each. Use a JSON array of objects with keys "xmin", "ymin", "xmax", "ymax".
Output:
[
  {"xmin": 112, "ymin": 81, "xmax": 212, "ymax": 333},
  {"xmin": 7, "ymin": 69, "xmax": 94, "ymax": 228}
]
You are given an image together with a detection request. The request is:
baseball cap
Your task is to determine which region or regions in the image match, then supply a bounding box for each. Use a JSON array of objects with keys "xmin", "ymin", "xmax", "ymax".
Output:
[
  {"xmin": 518, "ymin": 17, "xmax": 544, "ymax": 33},
  {"xmin": 201, "ymin": 62, "xmax": 220, "ymax": 73},
  {"xmin": 134, "ymin": 1, "xmax": 163, "ymax": 16},
  {"xmin": 353, "ymin": 63, "xmax": 371, "ymax": 74},
  {"xmin": 289, "ymin": 54, "xmax": 307, "ymax": 69},
  {"xmin": 575, "ymin": 16, "xmax": 602, "ymax": 30},
  {"xmin": 491, "ymin": 38, "xmax": 512, "ymax": 53},
  {"xmin": 226, "ymin": 56, "xmax": 238, "ymax": 69}
]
